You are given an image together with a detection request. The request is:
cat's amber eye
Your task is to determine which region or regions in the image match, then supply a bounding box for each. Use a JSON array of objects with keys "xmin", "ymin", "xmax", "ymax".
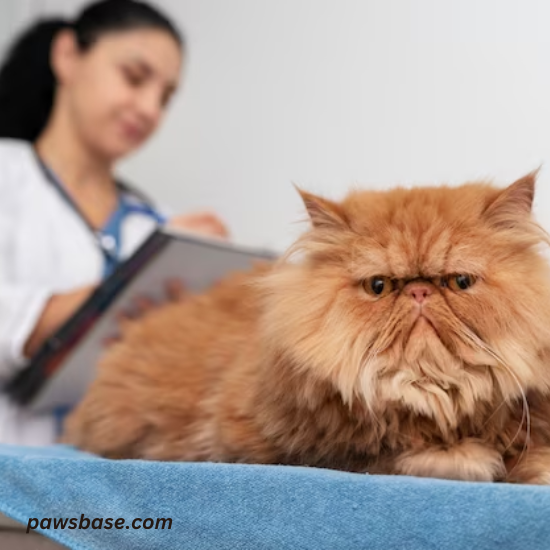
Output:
[
  {"xmin": 447, "ymin": 274, "xmax": 477, "ymax": 292},
  {"xmin": 362, "ymin": 276, "xmax": 395, "ymax": 298}
]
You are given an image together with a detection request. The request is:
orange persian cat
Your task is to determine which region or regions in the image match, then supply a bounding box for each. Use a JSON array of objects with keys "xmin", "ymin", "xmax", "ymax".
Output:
[{"xmin": 64, "ymin": 173, "xmax": 550, "ymax": 484}]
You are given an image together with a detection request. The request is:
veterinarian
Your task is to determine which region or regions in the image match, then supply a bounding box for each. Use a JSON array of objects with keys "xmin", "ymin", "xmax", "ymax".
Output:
[{"xmin": 0, "ymin": 0, "xmax": 227, "ymax": 446}]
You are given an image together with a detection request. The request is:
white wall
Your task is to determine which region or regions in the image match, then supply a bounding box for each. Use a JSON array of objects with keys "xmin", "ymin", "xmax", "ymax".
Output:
[
  {"xmin": 0, "ymin": 1, "xmax": 16, "ymax": 53},
  {"xmin": 4, "ymin": 1, "xmax": 550, "ymax": 251}
]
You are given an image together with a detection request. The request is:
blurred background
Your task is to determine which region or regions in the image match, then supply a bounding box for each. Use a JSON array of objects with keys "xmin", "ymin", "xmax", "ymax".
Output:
[{"xmin": 2, "ymin": 0, "xmax": 549, "ymax": 251}]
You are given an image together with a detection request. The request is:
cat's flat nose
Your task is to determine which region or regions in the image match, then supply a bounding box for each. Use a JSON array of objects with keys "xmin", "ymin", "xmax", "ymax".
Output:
[{"xmin": 405, "ymin": 282, "xmax": 433, "ymax": 304}]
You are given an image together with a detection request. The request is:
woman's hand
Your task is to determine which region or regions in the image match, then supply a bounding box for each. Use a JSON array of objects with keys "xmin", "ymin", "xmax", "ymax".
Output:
[
  {"xmin": 119, "ymin": 279, "xmax": 185, "ymax": 319},
  {"xmin": 167, "ymin": 211, "xmax": 229, "ymax": 239},
  {"xmin": 104, "ymin": 279, "xmax": 185, "ymax": 347}
]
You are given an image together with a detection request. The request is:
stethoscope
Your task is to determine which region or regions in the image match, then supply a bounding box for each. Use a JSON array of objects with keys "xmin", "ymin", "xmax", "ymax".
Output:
[{"xmin": 33, "ymin": 150, "xmax": 166, "ymax": 269}]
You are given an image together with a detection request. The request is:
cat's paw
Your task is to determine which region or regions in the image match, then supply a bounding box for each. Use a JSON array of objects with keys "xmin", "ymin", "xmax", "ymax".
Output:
[
  {"xmin": 395, "ymin": 439, "xmax": 505, "ymax": 482},
  {"xmin": 506, "ymin": 448, "xmax": 550, "ymax": 485}
]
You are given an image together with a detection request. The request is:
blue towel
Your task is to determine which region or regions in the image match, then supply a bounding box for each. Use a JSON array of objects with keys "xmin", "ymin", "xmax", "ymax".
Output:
[{"xmin": 0, "ymin": 444, "xmax": 549, "ymax": 550}]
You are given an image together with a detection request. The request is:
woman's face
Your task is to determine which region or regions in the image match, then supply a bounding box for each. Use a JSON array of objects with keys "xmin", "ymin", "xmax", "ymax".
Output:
[{"xmin": 55, "ymin": 28, "xmax": 182, "ymax": 161}]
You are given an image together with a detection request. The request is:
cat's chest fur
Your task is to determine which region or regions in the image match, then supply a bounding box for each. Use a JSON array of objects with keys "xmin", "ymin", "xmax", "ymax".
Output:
[{"xmin": 216, "ymin": 350, "xmax": 513, "ymax": 475}]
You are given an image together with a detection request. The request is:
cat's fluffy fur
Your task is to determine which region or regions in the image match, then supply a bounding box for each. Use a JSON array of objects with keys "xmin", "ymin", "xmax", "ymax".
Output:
[{"xmin": 64, "ymin": 173, "xmax": 550, "ymax": 484}]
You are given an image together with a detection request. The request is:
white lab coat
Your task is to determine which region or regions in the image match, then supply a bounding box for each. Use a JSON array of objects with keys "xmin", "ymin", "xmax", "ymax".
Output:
[{"xmin": 0, "ymin": 139, "xmax": 160, "ymax": 446}]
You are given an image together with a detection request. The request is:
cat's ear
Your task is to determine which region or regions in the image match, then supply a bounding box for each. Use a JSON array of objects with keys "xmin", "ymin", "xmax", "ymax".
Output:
[
  {"xmin": 484, "ymin": 170, "xmax": 538, "ymax": 227},
  {"xmin": 295, "ymin": 187, "xmax": 349, "ymax": 230}
]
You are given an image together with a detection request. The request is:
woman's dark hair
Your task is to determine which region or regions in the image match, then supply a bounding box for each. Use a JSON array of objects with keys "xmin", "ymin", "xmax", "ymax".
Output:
[{"xmin": 0, "ymin": 0, "xmax": 184, "ymax": 142}]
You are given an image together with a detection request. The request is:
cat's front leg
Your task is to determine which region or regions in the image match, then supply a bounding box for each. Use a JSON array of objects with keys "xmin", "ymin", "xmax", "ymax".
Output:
[
  {"xmin": 506, "ymin": 448, "xmax": 550, "ymax": 484},
  {"xmin": 394, "ymin": 439, "xmax": 506, "ymax": 482}
]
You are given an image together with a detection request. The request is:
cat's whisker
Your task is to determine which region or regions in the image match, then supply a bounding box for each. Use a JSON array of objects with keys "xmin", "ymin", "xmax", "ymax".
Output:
[
  {"xmin": 526, "ymin": 219, "xmax": 550, "ymax": 249},
  {"xmin": 458, "ymin": 327, "xmax": 531, "ymax": 463},
  {"xmin": 491, "ymin": 362, "xmax": 531, "ymax": 478},
  {"xmin": 482, "ymin": 397, "xmax": 507, "ymax": 428},
  {"xmin": 371, "ymin": 307, "xmax": 409, "ymax": 356},
  {"xmin": 490, "ymin": 361, "xmax": 530, "ymax": 459}
]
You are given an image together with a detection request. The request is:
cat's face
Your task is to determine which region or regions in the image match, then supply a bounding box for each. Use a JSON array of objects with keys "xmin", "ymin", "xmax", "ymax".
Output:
[{"xmin": 263, "ymin": 174, "xmax": 550, "ymax": 429}]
